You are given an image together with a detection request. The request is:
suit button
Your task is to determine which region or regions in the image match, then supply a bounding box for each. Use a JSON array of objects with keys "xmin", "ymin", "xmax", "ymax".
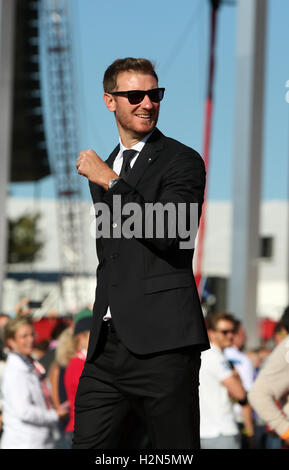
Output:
[{"xmin": 110, "ymin": 253, "xmax": 119, "ymax": 260}]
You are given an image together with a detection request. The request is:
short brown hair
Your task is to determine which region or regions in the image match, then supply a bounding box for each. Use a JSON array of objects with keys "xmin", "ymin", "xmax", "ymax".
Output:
[
  {"xmin": 206, "ymin": 312, "xmax": 236, "ymax": 331},
  {"xmin": 3, "ymin": 316, "xmax": 34, "ymax": 344},
  {"xmin": 103, "ymin": 57, "xmax": 158, "ymax": 92}
]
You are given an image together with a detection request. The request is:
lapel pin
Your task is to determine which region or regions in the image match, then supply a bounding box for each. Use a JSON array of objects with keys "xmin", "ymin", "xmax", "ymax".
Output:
[{"xmin": 148, "ymin": 157, "xmax": 152, "ymax": 163}]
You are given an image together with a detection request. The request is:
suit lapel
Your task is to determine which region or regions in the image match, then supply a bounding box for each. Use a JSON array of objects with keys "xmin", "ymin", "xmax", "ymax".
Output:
[
  {"xmin": 89, "ymin": 129, "xmax": 164, "ymax": 202},
  {"xmin": 105, "ymin": 144, "xmax": 120, "ymax": 169}
]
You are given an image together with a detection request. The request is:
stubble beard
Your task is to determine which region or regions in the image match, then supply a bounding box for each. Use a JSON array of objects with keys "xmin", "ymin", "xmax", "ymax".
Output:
[{"xmin": 116, "ymin": 110, "xmax": 159, "ymax": 141}]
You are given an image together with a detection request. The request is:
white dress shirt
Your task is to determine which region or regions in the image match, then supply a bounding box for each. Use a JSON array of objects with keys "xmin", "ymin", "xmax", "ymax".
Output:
[
  {"xmin": 199, "ymin": 344, "xmax": 239, "ymax": 438},
  {"xmin": 103, "ymin": 131, "xmax": 153, "ymax": 321}
]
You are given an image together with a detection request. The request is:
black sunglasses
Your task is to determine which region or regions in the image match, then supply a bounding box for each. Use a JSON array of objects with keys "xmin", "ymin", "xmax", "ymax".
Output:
[
  {"xmin": 110, "ymin": 88, "xmax": 165, "ymax": 105},
  {"xmin": 216, "ymin": 329, "xmax": 235, "ymax": 335}
]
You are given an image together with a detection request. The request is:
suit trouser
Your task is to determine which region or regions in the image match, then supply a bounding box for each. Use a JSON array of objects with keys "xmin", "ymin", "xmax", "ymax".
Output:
[{"xmin": 72, "ymin": 321, "xmax": 201, "ymax": 449}]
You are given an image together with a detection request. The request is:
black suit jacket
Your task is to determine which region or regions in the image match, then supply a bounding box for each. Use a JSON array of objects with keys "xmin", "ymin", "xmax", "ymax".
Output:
[{"xmin": 86, "ymin": 128, "xmax": 210, "ymax": 361}]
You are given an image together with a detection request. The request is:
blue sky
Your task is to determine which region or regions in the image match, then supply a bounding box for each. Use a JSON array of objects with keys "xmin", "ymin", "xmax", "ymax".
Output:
[{"xmin": 9, "ymin": 0, "xmax": 289, "ymax": 201}]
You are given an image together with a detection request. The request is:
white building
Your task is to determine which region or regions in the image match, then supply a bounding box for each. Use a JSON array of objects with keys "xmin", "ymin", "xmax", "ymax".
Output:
[
  {"xmin": 2, "ymin": 197, "xmax": 288, "ymax": 321},
  {"xmin": 202, "ymin": 200, "xmax": 288, "ymax": 320}
]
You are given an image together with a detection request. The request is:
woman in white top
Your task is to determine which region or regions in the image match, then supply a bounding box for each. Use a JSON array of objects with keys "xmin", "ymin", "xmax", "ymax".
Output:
[{"xmin": 0, "ymin": 316, "xmax": 67, "ymax": 449}]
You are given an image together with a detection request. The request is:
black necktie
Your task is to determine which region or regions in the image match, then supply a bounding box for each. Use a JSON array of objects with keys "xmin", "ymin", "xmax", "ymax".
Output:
[{"xmin": 119, "ymin": 149, "xmax": 137, "ymax": 178}]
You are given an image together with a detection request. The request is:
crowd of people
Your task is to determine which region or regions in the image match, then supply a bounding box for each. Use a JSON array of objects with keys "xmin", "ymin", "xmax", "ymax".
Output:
[
  {"xmin": 0, "ymin": 300, "xmax": 288, "ymax": 449},
  {"xmin": 0, "ymin": 305, "xmax": 92, "ymax": 449},
  {"xmin": 199, "ymin": 308, "xmax": 289, "ymax": 449}
]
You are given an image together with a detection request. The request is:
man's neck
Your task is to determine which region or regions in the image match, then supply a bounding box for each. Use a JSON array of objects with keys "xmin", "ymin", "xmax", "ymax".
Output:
[{"xmin": 211, "ymin": 342, "xmax": 223, "ymax": 351}]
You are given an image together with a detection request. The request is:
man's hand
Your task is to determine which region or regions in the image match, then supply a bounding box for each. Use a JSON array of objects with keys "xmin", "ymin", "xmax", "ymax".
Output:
[{"xmin": 76, "ymin": 149, "xmax": 118, "ymax": 190}]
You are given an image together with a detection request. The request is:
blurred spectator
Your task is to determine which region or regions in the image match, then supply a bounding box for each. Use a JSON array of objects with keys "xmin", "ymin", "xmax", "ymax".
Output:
[
  {"xmin": 49, "ymin": 326, "xmax": 74, "ymax": 448},
  {"xmin": 74, "ymin": 307, "xmax": 93, "ymax": 323},
  {"xmin": 40, "ymin": 320, "xmax": 70, "ymax": 375},
  {"xmin": 199, "ymin": 312, "xmax": 250, "ymax": 449},
  {"xmin": 245, "ymin": 347, "xmax": 269, "ymax": 448},
  {"xmin": 32, "ymin": 339, "xmax": 50, "ymax": 361},
  {"xmin": 0, "ymin": 314, "xmax": 9, "ymax": 438},
  {"xmin": 246, "ymin": 348, "xmax": 263, "ymax": 378},
  {"xmin": 13, "ymin": 298, "xmax": 33, "ymax": 317},
  {"xmin": 281, "ymin": 306, "xmax": 289, "ymax": 330},
  {"xmin": 224, "ymin": 319, "xmax": 255, "ymax": 448},
  {"xmin": 64, "ymin": 315, "xmax": 92, "ymax": 448},
  {"xmin": 0, "ymin": 317, "xmax": 68, "ymax": 449},
  {"xmin": 0, "ymin": 314, "xmax": 10, "ymax": 358},
  {"xmin": 225, "ymin": 319, "xmax": 255, "ymax": 389},
  {"xmin": 248, "ymin": 306, "xmax": 289, "ymax": 450},
  {"xmin": 0, "ymin": 314, "xmax": 9, "ymax": 331},
  {"xmin": 257, "ymin": 346, "xmax": 272, "ymax": 366},
  {"xmin": 273, "ymin": 322, "xmax": 288, "ymax": 346},
  {"xmin": 0, "ymin": 358, "xmax": 4, "ymax": 439}
]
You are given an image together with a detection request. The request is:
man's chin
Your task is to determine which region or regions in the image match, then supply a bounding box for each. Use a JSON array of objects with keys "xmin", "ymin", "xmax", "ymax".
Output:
[{"xmin": 134, "ymin": 122, "xmax": 156, "ymax": 137}]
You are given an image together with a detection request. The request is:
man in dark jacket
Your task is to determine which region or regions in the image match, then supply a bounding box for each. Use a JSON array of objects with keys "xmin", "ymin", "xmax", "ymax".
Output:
[{"xmin": 73, "ymin": 57, "xmax": 209, "ymax": 449}]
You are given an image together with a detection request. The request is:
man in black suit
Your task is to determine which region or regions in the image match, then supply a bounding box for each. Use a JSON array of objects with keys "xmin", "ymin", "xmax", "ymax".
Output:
[{"xmin": 73, "ymin": 58, "xmax": 209, "ymax": 449}]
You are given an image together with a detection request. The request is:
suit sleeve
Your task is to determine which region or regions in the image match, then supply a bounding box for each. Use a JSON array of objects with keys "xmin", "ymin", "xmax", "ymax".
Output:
[{"xmin": 102, "ymin": 150, "xmax": 206, "ymax": 252}]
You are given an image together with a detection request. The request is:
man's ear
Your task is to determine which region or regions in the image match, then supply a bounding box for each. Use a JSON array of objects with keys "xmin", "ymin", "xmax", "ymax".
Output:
[
  {"xmin": 104, "ymin": 93, "xmax": 116, "ymax": 112},
  {"xmin": 207, "ymin": 328, "xmax": 215, "ymax": 341}
]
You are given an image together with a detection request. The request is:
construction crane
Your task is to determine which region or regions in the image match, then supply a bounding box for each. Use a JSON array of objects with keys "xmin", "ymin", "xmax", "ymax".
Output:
[{"xmin": 39, "ymin": 0, "xmax": 87, "ymax": 313}]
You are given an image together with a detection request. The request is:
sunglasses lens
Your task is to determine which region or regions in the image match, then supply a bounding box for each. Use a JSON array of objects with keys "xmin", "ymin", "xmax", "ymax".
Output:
[
  {"xmin": 149, "ymin": 89, "xmax": 164, "ymax": 102},
  {"xmin": 127, "ymin": 91, "xmax": 145, "ymax": 104},
  {"xmin": 127, "ymin": 89, "xmax": 165, "ymax": 104}
]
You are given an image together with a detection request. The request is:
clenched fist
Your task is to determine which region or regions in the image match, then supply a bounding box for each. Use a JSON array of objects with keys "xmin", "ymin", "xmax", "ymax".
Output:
[{"xmin": 76, "ymin": 149, "xmax": 118, "ymax": 190}]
